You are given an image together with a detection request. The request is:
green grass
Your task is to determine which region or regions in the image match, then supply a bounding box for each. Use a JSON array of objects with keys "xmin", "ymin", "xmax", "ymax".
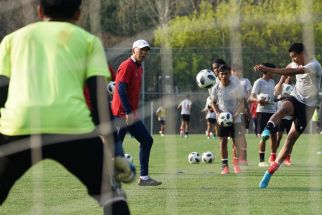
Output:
[{"xmin": 1, "ymin": 134, "xmax": 321, "ymax": 215}]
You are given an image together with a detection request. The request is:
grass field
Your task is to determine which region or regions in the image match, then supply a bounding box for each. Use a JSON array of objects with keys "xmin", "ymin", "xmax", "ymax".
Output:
[{"xmin": 1, "ymin": 134, "xmax": 321, "ymax": 215}]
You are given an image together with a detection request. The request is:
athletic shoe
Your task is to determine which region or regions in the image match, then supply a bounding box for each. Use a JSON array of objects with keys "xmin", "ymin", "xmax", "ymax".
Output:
[
  {"xmin": 184, "ymin": 134, "xmax": 188, "ymax": 138},
  {"xmin": 258, "ymin": 161, "xmax": 269, "ymax": 167},
  {"xmin": 284, "ymin": 155, "xmax": 292, "ymax": 166},
  {"xmin": 259, "ymin": 171, "xmax": 272, "ymax": 189},
  {"xmin": 261, "ymin": 128, "xmax": 270, "ymax": 142},
  {"xmin": 239, "ymin": 159, "xmax": 248, "ymax": 166},
  {"xmin": 221, "ymin": 166, "xmax": 229, "ymax": 175},
  {"xmin": 233, "ymin": 165, "xmax": 241, "ymax": 174},
  {"xmin": 138, "ymin": 177, "xmax": 162, "ymax": 186},
  {"xmin": 269, "ymin": 154, "xmax": 276, "ymax": 165}
]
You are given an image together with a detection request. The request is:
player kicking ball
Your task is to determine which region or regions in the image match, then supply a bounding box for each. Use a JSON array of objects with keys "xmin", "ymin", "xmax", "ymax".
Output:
[{"xmin": 254, "ymin": 43, "xmax": 322, "ymax": 188}]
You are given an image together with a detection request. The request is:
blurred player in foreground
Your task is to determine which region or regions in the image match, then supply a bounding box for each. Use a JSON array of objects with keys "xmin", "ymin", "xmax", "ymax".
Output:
[
  {"xmin": 0, "ymin": 1, "xmax": 134, "ymax": 214},
  {"xmin": 254, "ymin": 43, "xmax": 322, "ymax": 188}
]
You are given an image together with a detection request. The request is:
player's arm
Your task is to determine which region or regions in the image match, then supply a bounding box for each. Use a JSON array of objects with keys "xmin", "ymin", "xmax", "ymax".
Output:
[
  {"xmin": 0, "ymin": 75, "xmax": 9, "ymax": 108},
  {"xmin": 253, "ymin": 64, "xmax": 305, "ymax": 75}
]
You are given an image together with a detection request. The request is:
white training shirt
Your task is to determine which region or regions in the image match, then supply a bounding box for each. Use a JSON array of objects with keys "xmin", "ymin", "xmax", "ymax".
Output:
[
  {"xmin": 290, "ymin": 59, "xmax": 322, "ymax": 107},
  {"xmin": 211, "ymin": 78, "xmax": 242, "ymax": 123},
  {"xmin": 251, "ymin": 78, "xmax": 276, "ymax": 113},
  {"xmin": 178, "ymin": 99, "xmax": 192, "ymax": 115}
]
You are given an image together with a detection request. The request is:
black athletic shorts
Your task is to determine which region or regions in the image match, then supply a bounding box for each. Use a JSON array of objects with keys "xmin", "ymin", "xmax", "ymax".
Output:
[
  {"xmin": 181, "ymin": 114, "xmax": 190, "ymax": 122},
  {"xmin": 257, "ymin": 112, "xmax": 277, "ymax": 134},
  {"xmin": 207, "ymin": 118, "xmax": 216, "ymax": 124},
  {"xmin": 0, "ymin": 133, "xmax": 105, "ymax": 205},
  {"xmin": 277, "ymin": 118, "xmax": 292, "ymax": 134},
  {"xmin": 216, "ymin": 123, "xmax": 243, "ymax": 138},
  {"xmin": 284, "ymin": 96, "xmax": 315, "ymax": 134}
]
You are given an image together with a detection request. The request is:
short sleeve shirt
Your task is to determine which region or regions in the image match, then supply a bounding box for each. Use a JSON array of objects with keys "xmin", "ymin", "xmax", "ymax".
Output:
[{"xmin": 251, "ymin": 78, "xmax": 276, "ymax": 113}]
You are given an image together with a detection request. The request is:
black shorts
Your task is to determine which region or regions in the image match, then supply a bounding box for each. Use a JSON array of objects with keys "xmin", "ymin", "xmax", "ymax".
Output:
[
  {"xmin": 159, "ymin": 119, "xmax": 166, "ymax": 125},
  {"xmin": 257, "ymin": 112, "xmax": 277, "ymax": 134},
  {"xmin": 0, "ymin": 133, "xmax": 105, "ymax": 205},
  {"xmin": 181, "ymin": 114, "xmax": 190, "ymax": 122},
  {"xmin": 284, "ymin": 96, "xmax": 315, "ymax": 134},
  {"xmin": 277, "ymin": 118, "xmax": 292, "ymax": 134},
  {"xmin": 207, "ymin": 118, "xmax": 216, "ymax": 124},
  {"xmin": 216, "ymin": 123, "xmax": 243, "ymax": 138}
]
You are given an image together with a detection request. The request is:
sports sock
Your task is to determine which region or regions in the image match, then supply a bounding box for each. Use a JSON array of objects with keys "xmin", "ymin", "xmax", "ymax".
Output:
[
  {"xmin": 268, "ymin": 161, "xmax": 280, "ymax": 174},
  {"xmin": 259, "ymin": 152, "xmax": 265, "ymax": 162},
  {"xmin": 221, "ymin": 159, "xmax": 228, "ymax": 167},
  {"xmin": 140, "ymin": 176, "xmax": 149, "ymax": 180}
]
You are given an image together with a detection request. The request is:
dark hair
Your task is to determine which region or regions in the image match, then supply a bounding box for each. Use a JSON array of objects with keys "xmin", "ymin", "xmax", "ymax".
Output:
[
  {"xmin": 218, "ymin": 64, "xmax": 231, "ymax": 73},
  {"xmin": 261, "ymin": 63, "xmax": 275, "ymax": 74},
  {"xmin": 212, "ymin": 58, "xmax": 226, "ymax": 66},
  {"xmin": 39, "ymin": 0, "xmax": 82, "ymax": 19},
  {"xmin": 288, "ymin": 43, "xmax": 305, "ymax": 54}
]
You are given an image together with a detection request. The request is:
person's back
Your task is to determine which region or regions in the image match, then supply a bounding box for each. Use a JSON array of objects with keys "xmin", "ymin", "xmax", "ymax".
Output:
[{"xmin": 0, "ymin": 21, "xmax": 107, "ymax": 135}]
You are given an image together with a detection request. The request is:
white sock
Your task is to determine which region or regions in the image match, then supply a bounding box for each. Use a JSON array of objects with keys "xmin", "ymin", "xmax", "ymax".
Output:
[{"xmin": 140, "ymin": 175, "xmax": 149, "ymax": 180}]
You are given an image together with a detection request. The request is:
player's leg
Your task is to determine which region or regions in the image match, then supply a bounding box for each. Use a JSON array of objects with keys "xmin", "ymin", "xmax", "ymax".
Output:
[
  {"xmin": 257, "ymin": 113, "xmax": 269, "ymax": 167},
  {"xmin": 261, "ymin": 100, "xmax": 294, "ymax": 140},
  {"xmin": 269, "ymin": 131, "xmax": 278, "ymax": 164},
  {"xmin": 217, "ymin": 125, "xmax": 229, "ymax": 174},
  {"xmin": 0, "ymin": 135, "xmax": 34, "ymax": 205},
  {"xmin": 44, "ymin": 134, "xmax": 130, "ymax": 215},
  {"xmin": 128, "ymin": 121, "xmax": 161, "ymax": 186}
]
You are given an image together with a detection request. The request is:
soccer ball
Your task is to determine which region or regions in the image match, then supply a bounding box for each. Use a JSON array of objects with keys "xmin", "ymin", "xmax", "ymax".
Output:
[
  {"xmin": 217, "ymin": 112, "xmax": 233, "ymax": 127},
  {"xmin": 188, "ymin": 152, "xmax": 201, "ymax": 164},
  {"xmin": 124, "ymin": 153, "xmax": 133, "ymax": 163},
  {"xmin": 202, "ymin": 151, "xmax": 215, "ymax": 163},
  {"xmin": 282, "ymin": 84, "xmax": 293, "ymax": 95},
  {"xmin": 107, "ymin": 81, "xmax": 115, "ymax": 95},
  {"xmin": 196, "ymin": 69, "xmax": 216, "ymax": 88},
  {"xmin": 258, "ymin": 93, "xmax": 270, "ymax": 102}
]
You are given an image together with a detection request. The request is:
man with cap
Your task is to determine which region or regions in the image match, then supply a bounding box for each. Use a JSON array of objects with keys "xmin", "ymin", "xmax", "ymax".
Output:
[{"xmin": 111, "ymin": 39, "xmax": 162, "ymax": 186}]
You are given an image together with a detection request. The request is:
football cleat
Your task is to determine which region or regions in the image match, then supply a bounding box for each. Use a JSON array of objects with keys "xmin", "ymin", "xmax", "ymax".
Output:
[
  {"xmin": 221, "ymin": 166, "xmax": 229, "ymax": 175},
  {"xmin": 233, "ymin": 165, "xmax": 241, "ymax": 174},
  {"xmin": 259, "ymin": 171, "xmax": 272, "ymax": 189},
  {"xmin": 284, "ymin": 155, "xmax": 292, "ymax": 166},
  {"xmin": 258, "ymin": 161, "xmax": 269, "ymax": 167}
]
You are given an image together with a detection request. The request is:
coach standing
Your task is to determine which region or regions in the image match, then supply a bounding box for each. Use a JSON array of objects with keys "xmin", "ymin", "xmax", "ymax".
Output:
[{"xmin": 112, "ymin": 40, "xmax": 162, "ymax": 186}]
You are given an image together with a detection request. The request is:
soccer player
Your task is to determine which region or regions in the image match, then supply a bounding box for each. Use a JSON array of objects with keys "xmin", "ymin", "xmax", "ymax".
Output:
[
  {"xmin": 210, "ymin": 64, "xmax": 244, "ymax": 175},
  {"xmin": 202, "ymin": 96, "xmax": 217, "ymax": 139},
  {"xmin": 254, "ymin": 43, "xmax": 322, "ymax": 188},
  {"xmin": 111, "ymin": 39, "xmax": 162, "ymax": 186},
  {"xmin": 249, "ymin": 63, "xmax": 278, "ymax": 167},
  {"xmin": 177, "ymin": 95, "xmax": 192, "ymax": 138},
  {"xmin": 156, "ymin": 105, "xmax": 166, "ymax": 136},
  {"xmin": 0, "ymin": 0, "xmax": 134, "ymax": 214},
  {"xmin": 231, "ymin": 64, "xmax": 252, "ymax": 165}
]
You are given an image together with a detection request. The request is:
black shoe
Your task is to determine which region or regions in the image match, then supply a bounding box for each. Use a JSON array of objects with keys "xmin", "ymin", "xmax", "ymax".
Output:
[{"xmin": 138, "ymin": 177, "xmax": 162, "ymax": 186}]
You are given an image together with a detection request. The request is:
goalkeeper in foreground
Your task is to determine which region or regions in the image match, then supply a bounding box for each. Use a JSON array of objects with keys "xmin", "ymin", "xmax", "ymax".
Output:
[
  {"xmin": 253, "ymin": 43, "xmax": 322, "ymax": 189},
  {"xmin": 0, "ymin": 0, "xmax": 134, "ymax": 214}
]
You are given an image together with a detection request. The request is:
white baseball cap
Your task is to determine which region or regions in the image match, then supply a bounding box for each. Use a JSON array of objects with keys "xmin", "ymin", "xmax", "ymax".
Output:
[{"xmin": 132, "ymin": 39, "xmax": 150, "ymax": 50}]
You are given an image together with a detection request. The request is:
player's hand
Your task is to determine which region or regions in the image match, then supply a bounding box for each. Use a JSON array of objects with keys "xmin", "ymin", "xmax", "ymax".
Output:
[
  {"xmin": 114, "ymin": 156, "xmax": 136, "ymax": 183},
  {"xmin": 253, "ymin": 64, "xmax": 268, "ymax": 72},
  {"xmin": 125, "ymin": 113, "xmax": 136, "ymax": 125}
]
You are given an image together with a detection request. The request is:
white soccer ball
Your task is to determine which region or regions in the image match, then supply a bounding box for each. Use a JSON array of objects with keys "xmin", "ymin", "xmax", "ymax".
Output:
[
  {"xmin": 107, "ymin": 81, "xmax": 115, "ymax": 95},
  {"xmin": 196, "ymin": 69, "xmax": 216, "ymax": 89},
  {"xmin": 202, "ymin": 151, "xmax": 215, "ymax": 163},
  {"xmin": 217, "ymin": 112, "xmax": 233, "ymax": 127},
  {"xmin": 282, "ymin": 84, "xmax": 293, "ymax": 95},
  {"xmin": 124, "ymin": 153, "xmax": 133, "ymax": 163},
  {"xmin": 188, "ymin": 152, "xmax": 201, "ymax": 164},
  {"xmin": 258, "ymin": 93, "xmax": 270, "ymax": 102}
]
